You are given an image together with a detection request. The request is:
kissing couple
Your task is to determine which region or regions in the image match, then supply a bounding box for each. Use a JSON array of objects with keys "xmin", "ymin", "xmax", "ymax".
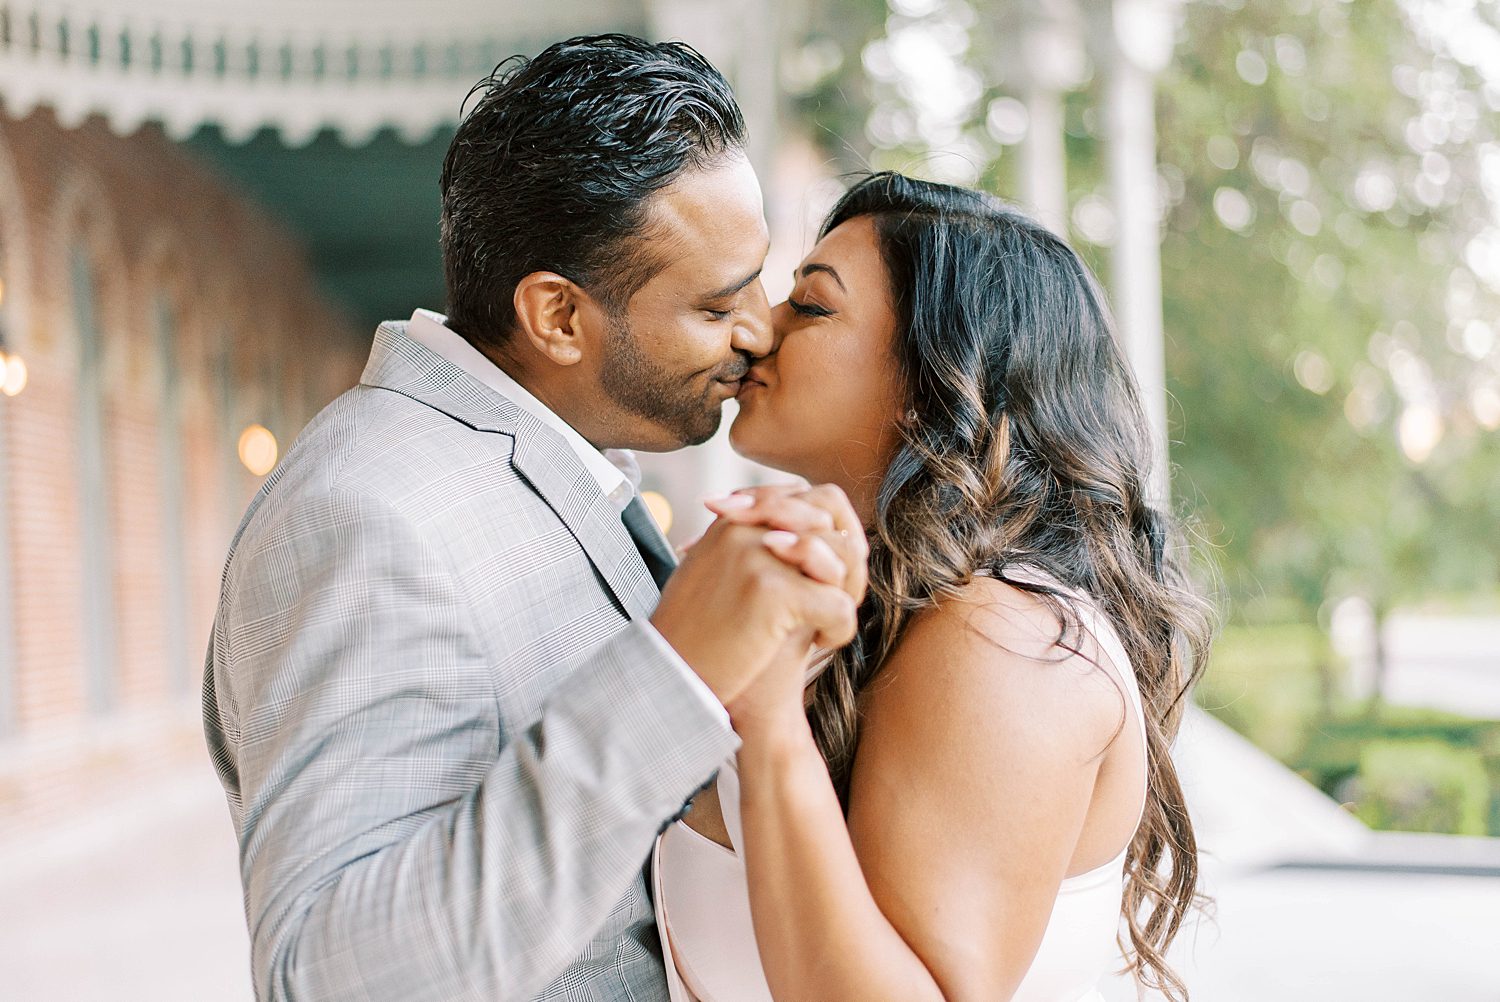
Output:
[{"xmin": 204, "ymin": 33, "xmax": 1211, "ymax": 1002}]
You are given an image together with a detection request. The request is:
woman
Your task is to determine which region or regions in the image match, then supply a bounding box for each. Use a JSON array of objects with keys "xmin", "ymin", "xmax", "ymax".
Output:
[{"xmin": 651, "ymin": 172, "xmax": 1212, "ymax": 1002}]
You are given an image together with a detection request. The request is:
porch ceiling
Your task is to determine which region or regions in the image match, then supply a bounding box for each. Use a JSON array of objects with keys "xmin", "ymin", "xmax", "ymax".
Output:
[{"xmin": 185, "ymin": 123, "xmax": 454, "ymax": 337}]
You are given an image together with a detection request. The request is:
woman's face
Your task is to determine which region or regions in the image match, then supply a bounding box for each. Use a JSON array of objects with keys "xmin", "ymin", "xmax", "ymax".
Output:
[{"xmin": 730, "ymin": 215, "xmax": 906, "ymax": 517}]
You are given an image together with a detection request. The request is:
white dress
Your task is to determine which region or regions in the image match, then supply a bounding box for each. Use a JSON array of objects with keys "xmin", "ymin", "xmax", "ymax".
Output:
[{"xmin": 651, "ymin": 576, "xmax": 1148, "ymax": 1002}]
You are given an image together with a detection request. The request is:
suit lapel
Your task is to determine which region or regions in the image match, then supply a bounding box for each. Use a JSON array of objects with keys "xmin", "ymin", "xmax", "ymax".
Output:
[
  {"xmin": 510, "ymin": 414, "xmax": 661, "ymax": 621},
  {"xmin": 360, "ymin": 321, "xmax": 520, "ymax": 432},
  {"xmin": 361, "ymin": 320, "xmax": 660, "ymax": 621}
]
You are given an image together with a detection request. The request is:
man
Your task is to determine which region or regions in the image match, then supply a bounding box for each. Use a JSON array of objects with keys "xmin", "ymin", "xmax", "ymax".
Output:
[{"xmin": 204, "ymin": 35, "xmax": 856, "ymax": 1001}]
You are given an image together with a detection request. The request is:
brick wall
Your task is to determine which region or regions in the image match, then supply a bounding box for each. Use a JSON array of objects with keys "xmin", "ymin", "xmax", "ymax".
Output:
[{"xmin": 0, "ymin": 109, "xmax": 367, "ymax": 836}]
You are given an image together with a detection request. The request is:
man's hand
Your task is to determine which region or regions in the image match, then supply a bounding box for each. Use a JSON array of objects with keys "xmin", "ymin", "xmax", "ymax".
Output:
[
  {"xmin": 650, "ymin": 518, "xmax": 857, "ymax": 707},
  {"xmin": 703, "ymin": 484, "xmax": 869, "ymax": 605},
  {"xmin": 695, "ymin": 484, "xmax": 871, "ymax": 739}
]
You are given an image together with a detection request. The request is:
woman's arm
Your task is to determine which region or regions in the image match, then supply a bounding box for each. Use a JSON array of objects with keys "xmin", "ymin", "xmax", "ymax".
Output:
[
  {"xmin": 733, "ymin": 578, "xmax": 1125, "ymax": 1002},
  {"xmin": 736, "ymin": 723, "xmax": 947, "ymax": 1001}
]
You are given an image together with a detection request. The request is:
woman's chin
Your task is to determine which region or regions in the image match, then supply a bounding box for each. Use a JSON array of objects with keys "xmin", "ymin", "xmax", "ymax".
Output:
[
  {"xmin": 728, "ymin": 407, "xmax": 791, "ymax": 473},
  {"xmin": 726, "ymin": 408, "xmax": 760, "ymax": 460}
]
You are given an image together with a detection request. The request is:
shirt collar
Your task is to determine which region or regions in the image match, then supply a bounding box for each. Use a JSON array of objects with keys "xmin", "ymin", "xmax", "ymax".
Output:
[{"xmin": 406, "ymin": 309, "xmax": 636, "ymax": 512}]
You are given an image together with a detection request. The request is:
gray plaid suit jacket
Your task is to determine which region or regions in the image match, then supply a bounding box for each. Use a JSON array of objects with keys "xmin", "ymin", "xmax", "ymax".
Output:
[{"xmin": 204, "ymin": 320, "xmax": 740, "ymax": 1001}]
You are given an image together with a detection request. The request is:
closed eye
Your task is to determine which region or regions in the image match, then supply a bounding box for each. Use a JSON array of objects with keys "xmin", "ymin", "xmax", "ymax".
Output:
[
  {"xmin": 787, "ymin": 297, "xmax": 832, "ymax": 318},
  {"xmin": 704, "ymin": 308, "xmax": 732, "ymax": 321}
]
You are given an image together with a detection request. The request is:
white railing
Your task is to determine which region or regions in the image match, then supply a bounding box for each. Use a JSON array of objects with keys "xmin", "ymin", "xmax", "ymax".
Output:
[{"xmin": 0, "ymin": 0, "xmax": 638, "ymax": 145}]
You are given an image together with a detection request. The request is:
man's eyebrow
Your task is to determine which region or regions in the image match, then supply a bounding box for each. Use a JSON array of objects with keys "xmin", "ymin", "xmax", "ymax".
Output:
[
  {"xmin": 798, "ymin": 262, "xmax": 846, "ymax": 292},
  {"xmin": 702, "ymin": 267, "xmax": 763, "ymax": 301}
]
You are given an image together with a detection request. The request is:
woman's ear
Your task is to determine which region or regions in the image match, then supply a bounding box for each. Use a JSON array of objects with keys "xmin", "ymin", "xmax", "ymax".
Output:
[{"xmin": 512, "ymin": 272, "xmax": 586, "ymax": 366}]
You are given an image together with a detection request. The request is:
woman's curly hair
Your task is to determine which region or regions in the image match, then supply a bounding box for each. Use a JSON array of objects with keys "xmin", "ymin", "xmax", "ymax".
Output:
[{"xmin": 803, "ymin": 172, "xmax": 1215, "ymax": 1000}]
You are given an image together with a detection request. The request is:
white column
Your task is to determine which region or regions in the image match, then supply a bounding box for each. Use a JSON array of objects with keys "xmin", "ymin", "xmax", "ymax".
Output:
[
  {"xmin": 1091, "ymin": 0, "xmax": 1180, "ymax": 502},
  {"xmin": 1019, "ymin": 83, "xmax": 1068, "ymax": 235},
  {"xmin": 1104, "ymin": 54, "xmax": 1168, "ymax": 498},
  {"xmin": 1012, "ymin": 0, "xmax": 1085, "ymax": 236}
]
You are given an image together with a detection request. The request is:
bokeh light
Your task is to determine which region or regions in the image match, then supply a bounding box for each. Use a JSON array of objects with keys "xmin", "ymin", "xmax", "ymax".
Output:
[
  {"xmin": 237, "ymin": 424, "xmax": 278, "ymax": 477},
  {"xmin": 1, "ymin": 353, "xmax": 27, "ymax": 397},
  {"xmin": 641, "ymin": 489, "xmax": 674, "ymax": 535}
]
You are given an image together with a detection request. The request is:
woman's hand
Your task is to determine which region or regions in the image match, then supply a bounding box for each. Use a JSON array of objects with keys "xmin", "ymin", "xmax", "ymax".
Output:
[
  {"xmin": 722, "ymin": 632, "xmax": 820, "ymax": 744},
  {"xmin": 703, "ymin": 484, "xmax": 869, "ymax": 607},
  {"xmin": 700, "ymin": 484, "xmax": 869, "ymax": 744}
]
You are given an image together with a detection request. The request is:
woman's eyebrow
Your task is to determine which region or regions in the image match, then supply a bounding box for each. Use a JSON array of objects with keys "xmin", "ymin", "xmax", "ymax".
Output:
[{"xmin": 798, "ymin": 262, "xmax": 846, "ymax": 292}]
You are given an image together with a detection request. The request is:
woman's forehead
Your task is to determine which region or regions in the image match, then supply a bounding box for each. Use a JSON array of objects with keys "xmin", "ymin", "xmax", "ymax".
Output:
[{"xmin": 802, "ymin": 216, "xmax": 882, "ymax": 278}]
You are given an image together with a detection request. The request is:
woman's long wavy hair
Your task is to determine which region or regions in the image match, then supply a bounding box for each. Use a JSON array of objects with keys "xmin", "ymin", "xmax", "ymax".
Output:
[{"xmin": 803, "ymin": 172, "xmax": 1214, "ymax": 999}]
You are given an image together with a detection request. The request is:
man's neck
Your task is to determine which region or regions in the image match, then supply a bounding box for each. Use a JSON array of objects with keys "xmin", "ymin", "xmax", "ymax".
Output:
[{"xmin": 477, "ymin": 341, "xmax": 612, "ymax": 451}]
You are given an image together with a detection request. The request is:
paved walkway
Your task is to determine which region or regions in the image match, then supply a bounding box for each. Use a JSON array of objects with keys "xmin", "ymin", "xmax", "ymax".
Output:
[
  {"xmin": 0, "ymin": 762, "xmax": 251, "ymax": 1001},
  {"xmin": 1109, "ymin": 863, "xmax": 1497, "ymax": 1000},
  {"xmin": 1, "ymin": 711, "xmax": 1495, "ymax": 1000}
]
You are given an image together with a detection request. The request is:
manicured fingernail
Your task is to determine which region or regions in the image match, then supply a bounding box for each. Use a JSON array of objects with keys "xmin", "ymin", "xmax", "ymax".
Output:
[
  {"xmin": 705, "ymin": 494, "xmax": 756, "ymax": 510},
  {"xmin": 762, "ymin": 530, "xmax": 798, "ymax": 548}
]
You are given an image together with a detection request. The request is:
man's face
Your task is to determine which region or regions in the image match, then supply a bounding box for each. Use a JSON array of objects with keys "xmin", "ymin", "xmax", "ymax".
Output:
[{"xmin": 594, "ymin": 153, "xmax": 773, "ymax": 450}]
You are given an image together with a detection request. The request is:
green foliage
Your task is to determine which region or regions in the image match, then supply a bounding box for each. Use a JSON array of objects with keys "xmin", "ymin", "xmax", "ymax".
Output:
[
  {"xmin": 1195, "ymin": 623, "xmax": 1331, "ymax": 761},
  {"xmin": 1300, "ymin": 704, "xmax": 1500, "ymax": 835},
  {"xmin": 779, "ymin": 0, "xmax": 889, "ymax": 168},
  {"xmin": 1347, "ymin": 739, "xmax": 1490, "ymax": 836},
  {"xmin": 1155, "ymin": 0, "xmax": 1500, "ymax": 622},
  {"xmin": 1197, "ymin": 623, "xmax": 1500, "ymax": 836},
  {"xmin": 791, "ymin": 0, "xmax": 1500, "ymax": 625}
]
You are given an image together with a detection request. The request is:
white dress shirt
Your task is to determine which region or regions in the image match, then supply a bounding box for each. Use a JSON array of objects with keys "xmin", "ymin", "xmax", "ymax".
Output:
[
  {"xmin": 405, "ymin": 309, "xmax": 731, "ymax": 729},
  {"xmin": 408, "ymin": 309, "xmax": 635, "ymax": 511}
]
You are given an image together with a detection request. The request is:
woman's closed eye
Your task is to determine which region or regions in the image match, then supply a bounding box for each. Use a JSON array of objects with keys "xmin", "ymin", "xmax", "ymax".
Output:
[{"xmin": 787, "ymin": 296, "xmax": 832, "ymax": 319}]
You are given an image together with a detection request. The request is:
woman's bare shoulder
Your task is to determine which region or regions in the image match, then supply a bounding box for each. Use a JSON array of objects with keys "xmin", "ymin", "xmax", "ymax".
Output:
[{"xmin": 859, "ymin": 574, "xmax": 1125, "ymax": 766}]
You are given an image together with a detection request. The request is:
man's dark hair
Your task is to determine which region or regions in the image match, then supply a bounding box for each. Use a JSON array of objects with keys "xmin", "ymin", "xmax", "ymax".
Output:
[{"xmin": 439, "ymin": 34, "xmax": 747, "ymax": 348}]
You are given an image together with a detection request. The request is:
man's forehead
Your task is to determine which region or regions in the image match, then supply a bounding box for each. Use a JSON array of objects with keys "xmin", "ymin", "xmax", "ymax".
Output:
[{"xmin": 647, "ymin": 156, "xmax": 766, "ymax": 245}]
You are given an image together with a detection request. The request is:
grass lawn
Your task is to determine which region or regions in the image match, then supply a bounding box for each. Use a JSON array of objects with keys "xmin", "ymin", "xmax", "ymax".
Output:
[{"xmin": 1195, "ymin": 623, "xmax": 1500, "ymax": 837}]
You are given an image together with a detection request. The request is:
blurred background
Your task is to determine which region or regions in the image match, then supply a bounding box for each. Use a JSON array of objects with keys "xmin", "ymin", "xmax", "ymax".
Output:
[{"xmin": 0, "ymin": 0, "xmax": 1495, "ymax": 998}]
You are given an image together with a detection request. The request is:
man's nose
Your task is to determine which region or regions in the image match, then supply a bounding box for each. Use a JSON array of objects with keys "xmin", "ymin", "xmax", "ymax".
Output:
[{"xmin": 731, "ymin": 280, "xmax": 774, "ymax": 358}]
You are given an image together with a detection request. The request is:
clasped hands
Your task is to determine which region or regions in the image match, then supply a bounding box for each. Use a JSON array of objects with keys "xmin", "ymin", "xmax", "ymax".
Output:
[{"xmin": 649, "ymin": 483, "xmax": 869, "ymax": 743}]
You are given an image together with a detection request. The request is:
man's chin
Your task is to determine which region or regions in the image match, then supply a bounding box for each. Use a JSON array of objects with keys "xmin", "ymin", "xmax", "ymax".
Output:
[
  {"xmin": 625, "ymin": 405, "xmax": 723, "ymax": 452},
  {"xmin": 680, "ymin": 407, "xmax": 724, "ymax": 448}
]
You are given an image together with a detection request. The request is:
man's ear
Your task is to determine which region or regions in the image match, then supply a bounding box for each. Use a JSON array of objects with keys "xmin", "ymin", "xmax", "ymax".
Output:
[{"xmin": 512, "ymin": 272, "xmax": 598, "ymax": 366}]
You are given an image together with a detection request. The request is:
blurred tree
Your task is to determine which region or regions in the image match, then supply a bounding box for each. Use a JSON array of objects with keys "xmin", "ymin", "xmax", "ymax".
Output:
[
  {"xmin": 1152, "ymin": 0, "xmax": 1500, "ymax": 685},
  {"xmin": 787, "ymin": 0, "xmax": 1500, "ymax": 686}
]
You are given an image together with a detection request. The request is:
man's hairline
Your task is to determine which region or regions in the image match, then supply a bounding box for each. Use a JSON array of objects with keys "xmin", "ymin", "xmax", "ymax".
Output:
[
  {"xmin": 458, "ymin": 144, "xmax": 753, "ymax": 344},
  {"xmin": 598, "ymin": 144, "xmax": 757, "ymax": 308}
]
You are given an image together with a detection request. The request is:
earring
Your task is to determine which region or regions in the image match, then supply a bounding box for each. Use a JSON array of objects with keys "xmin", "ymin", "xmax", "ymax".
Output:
[{"xmin": 905, "ymin": 408, "xmax": 918, "ymax": 423}]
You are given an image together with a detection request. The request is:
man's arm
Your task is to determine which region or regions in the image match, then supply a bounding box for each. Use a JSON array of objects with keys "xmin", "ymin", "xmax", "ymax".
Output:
[{"xmin": 216, "ymin": 487, "xmax": 739, "ymax": 1001}]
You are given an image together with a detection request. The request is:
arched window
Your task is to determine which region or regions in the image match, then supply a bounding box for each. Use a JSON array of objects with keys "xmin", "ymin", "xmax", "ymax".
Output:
[
  {"xmin": 214, "ymin": 327, "xmax": 240, "ymax": 533},
  {"xmin": 72, "ymin": 245, "xmax": 115, "ymax": 713},
  {"xmin": 0, "ymin": 225, "xmax": 16, "ymax": 735},
  {"xmin": 153, "ymin": 292, "xmax": 192, "ymax": 693}
]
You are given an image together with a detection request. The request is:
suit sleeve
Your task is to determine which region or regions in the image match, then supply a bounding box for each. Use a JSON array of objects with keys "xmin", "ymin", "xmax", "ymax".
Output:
[{"xmin": 213, "ymin": 487, "xmax": 739, "ymax": 1001}]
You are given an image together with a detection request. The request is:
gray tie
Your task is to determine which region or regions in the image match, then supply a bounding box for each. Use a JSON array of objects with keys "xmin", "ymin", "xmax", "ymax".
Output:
[{"xmin": 621, "ymin": 495, "xmax": 674, "ymax": 590}]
